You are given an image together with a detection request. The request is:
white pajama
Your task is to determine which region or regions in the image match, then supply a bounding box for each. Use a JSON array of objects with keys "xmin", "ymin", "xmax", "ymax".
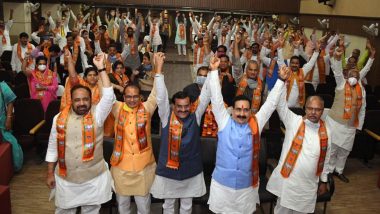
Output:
[
  {"xmin": 116, "ymin": 194, "xmax": 151, "ymax": 214},
  {"xmin": 163, "ymin": 198, "xmax": 192, "ymax": 214},
  {"xmin": 55, "ymin": 205, "xmax": 101, "ymax": 214}
]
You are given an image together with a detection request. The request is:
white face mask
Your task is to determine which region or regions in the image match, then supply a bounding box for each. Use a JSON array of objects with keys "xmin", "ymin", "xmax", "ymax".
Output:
[
  {"xmin": 195, "ymin": 76, "xmax": 207, "ymax": 86},
  {"xmin": 38, "ymin": 64, "xmax": 46, "ymax": 71},
  {"xmin": 348, "ymin": 77, "xmax": 357, "ymax": 86}
]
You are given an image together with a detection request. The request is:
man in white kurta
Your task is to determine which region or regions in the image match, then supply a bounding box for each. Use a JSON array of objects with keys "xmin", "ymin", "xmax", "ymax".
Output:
[
  {"xmin": 0, "ymin": 9, "xmax": 13, "ymax": 58},
  {"xmin": 266, "ymin": 87, "xmax": 332, "ymax": 214},
  {"xmin": 325, "ymin": 48, "xmax": 374, "ymax": 183},
  {"xmin": 277, "ymin": 46, "xmax": 319, "ymax": 108},
  {"xmin": 45, "ymin": 55, "xmax": 115, "ymax": 214},
  {"xmin": 207, "ymin": 56, "xmax": 287, "ymax": 214}
]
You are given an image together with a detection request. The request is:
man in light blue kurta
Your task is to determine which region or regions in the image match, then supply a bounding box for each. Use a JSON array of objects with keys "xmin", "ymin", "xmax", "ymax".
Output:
[{"xmin": 206, "ymin": 56, "xmax": 288, "ymax": 213}]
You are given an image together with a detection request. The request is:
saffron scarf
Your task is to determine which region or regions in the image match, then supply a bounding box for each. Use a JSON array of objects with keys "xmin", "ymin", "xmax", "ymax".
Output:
[
  {"xmin": 179, "ymin": 24, "xmax": 185, "ymax": 39},
  {"xmin": 286, "ymin": 69, "xmax": 305, "ymax": 106},
  {"xmin": 248, "ymin": 116, "xmax": 260, "ymax": 187},
  {"xmin": 110, "ymin": 103, "xmax": 149, "ymax": 166},
  {"xmin": 167, "ymin": 111, "xmax": 183, "ymax": 169},
  {"xmin": 236, "ymin": 76, "xmax": 263, "ymax": 113},
  {"xmin": 281, "ymin": 120, "xmax": 328, "ymax": 178},
  {"xmin": 343, "ymin": 81, "xmax": 362, "ymax": 127},
  {"xmin": 17, "ymin": 41, "xmax": 33, "ymax": 65},
  {"xmin": 193, "ymin": 45, "xmax": 205, "ymax": 65},
  {"xmin": 57, "ymin": 106, "xmax": 96, "ymax": 177}
]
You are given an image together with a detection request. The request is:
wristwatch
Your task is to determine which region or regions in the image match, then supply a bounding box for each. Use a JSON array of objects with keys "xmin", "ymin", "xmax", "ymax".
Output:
[{"xmin": 98, "ymin": 68, "xmax": 106, "ymax": 72}]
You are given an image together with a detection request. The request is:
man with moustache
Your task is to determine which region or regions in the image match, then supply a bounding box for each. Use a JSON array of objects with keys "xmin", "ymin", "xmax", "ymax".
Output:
[
  {"xmin": 120, "ymin": 14, "xmax": 141, "ymax": 70},
  {"xmin": 45, "ymin": 55, "xmax": 115, "ymax": 214},
  {"xmin": 266, "ymin": 80, "xmax": 332, "ymax": 213},
  {"xmin": 150, "ymin": 54, "xmax": 211, "ymax": 214},
  {"xmin": 207, "ymin": 56, "xmax": 289, "ymax": 214}
]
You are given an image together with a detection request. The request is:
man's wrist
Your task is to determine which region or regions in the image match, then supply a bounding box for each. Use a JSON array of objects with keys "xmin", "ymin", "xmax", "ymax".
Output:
[{"xmin": 98, "ymin": 68, "xmax": 106, "ymax": 72}]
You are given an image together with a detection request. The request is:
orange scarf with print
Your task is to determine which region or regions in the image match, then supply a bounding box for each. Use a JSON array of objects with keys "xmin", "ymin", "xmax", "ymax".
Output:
[
  {"xmin": 281, "ymin": 120, "xmax": 328, "ymax": 178},
  {"xmin": 236, "ymin": 76, "xmax": 263, "ymax": 113},
  {"xmin": 190, "ymin": 98, "xmax": 219, "ymax": 137},
  {"xmin": 17, "ymin": 41, "xmax": 33, "ymax": 65},
  {"xmin": 194, "ymin": 44, "xmax": 205, "ymax": 65},
  {"xmin": 286, "ymin": 69, "xmax": 305, "ymax": 106},
  {"xmin": 31, "ymin": 69, "xmax": 54, "ymax": 99},
  {"xmin": 167, "ymin": 111, "xmax": 183, "ymax": 169},
  {"xmin": 248, "ymin": 115, "xmax": 260, "ymax": 187},
  {"xmin": 110, "ymin": 103, "xmax": 149, "ymax": 166},
  {"xmin": 343, "ymin": 81, "xmax": 362, "ymax": 127},
  {"xmin": 57, "ymin": 106, "xmax": 96, "ymax": 177},
  {"xmin": 179, "ymin": 24, "xmax": 185, "ymax": 39}
]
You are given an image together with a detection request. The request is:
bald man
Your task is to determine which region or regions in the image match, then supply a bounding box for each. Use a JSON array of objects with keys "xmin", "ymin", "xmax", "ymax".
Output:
[{"xmin": 267, "ymin": 91, "xmax": 332, "ymax": 214}]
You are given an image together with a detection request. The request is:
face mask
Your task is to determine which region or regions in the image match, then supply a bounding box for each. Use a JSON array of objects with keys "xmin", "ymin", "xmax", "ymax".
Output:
[
  {"xmin": 195, "ymin": 76, "xmax": 207, "ymax": 86},
  {"xmin": 109, "ymin": 55, "xmax": 117, "ymax": 63},
  {"xmin": 143, "ymin": 64, "xmax": 152, "ymax": 71},
  {"xmin": 38, "ymin": 64, "xmax": 46, "ymax": 71},
  {"xmin": 348, "ymin": 77, "xmax": 357, "ymax": 86},
  {"xmin": 246, "ymin": 78, "xmax": 257, "ymax": 89}
]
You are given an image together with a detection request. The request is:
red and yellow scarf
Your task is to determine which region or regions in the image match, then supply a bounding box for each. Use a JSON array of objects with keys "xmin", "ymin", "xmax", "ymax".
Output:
[
  {"xmin": 305, "ymin": 50, "xmax": 326, "ymax": 84},
  {"xmin": 63, "ymin": 37, "xmax": 81, "ymax": 70},
  {"xmin": 281, "ymin": 120, "xmax": 328, "ymax": 178},
  {"xmin": 110, "ymin": 103, "xmax": 149, "ymax": 166},
  {"xmin": 57, "ymin": 106, "xmax": 96, "ymax": 177},
  {"xmin": 194, "ymin": 45, "xmax": 205, "ymax": 65},
  {"xmin": 179, "ymin": 24, "xmax": 185, "ymax": 39}
]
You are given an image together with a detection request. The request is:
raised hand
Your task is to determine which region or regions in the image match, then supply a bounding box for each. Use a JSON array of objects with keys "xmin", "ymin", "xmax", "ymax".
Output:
[
  {"xmin": 334, "ymin": 47, "xmax": 344, "ymax": 60},
  {"xmin": 209, "ymin": 55, "xmax": 220, "ymax": 71},
  {"xmin": 154, "ymin": 52, "xmax": 165, "ymax": 74},
  {"xmin": 93, "ymin": 52, "xmax": 106, "ymax": 70},
  {"xmin": 278, "ymin": 65, "xmax": 291, "ymax": 81}
]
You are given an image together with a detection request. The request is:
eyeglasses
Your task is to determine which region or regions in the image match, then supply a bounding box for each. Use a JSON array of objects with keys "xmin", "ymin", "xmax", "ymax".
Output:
[
  {"xmin": 305, "ymin": 107, "xmax": 323, "ymax": 113},
  {"xmin": 125, "ymin": 95, "xmax": 140, "ymax": 100}
]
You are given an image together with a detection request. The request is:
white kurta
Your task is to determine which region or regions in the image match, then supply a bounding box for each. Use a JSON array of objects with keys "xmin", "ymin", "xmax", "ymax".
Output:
[
  {"xmin": 45, "ymin": 87, "xmax": 115, "ymax": 209},
  {"xmin": 207, "ymin": 69, "xmax": 285, "ymax": 214},
  {"xmin": 266, "ymin": 87, "xmax": 331, "ymax": 214},
  {"xmin": 10, "ymin": 43, "xmax": 35, "ymax": 72},
  {"xmin": 277, "ymin": 49, "xmax": 319, "ymax": 108},
  {"xmin": 0, "ymin": 20, "xmax": 13, "ymax": 56},
  {"xmin": 150, "ymin": 72, "xmax": 211, "ymax": 199}
]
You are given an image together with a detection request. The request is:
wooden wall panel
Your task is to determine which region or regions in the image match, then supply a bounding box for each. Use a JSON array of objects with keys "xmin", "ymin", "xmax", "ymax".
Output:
[{"xmin": 63, "ymin": 0, "xmax": 300, "ymax": 14}]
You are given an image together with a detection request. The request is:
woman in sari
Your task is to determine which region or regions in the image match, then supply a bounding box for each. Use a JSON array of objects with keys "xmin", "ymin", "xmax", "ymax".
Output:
[
  {"xmin": 0, "ymin": 81, "xmax": 23, "ymax": 171},
  {"xmin": 22, "ymin": 54, "xmax": 58, "ymax": 112}
]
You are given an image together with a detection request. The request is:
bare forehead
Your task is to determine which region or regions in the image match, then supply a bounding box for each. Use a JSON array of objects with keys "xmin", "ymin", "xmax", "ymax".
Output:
[
  {"xmin": 305, "ymin": 97, "xmax": 324, "ymax": 108},
  {"xmin": 72, "ymin": 88, "xmax": 90, "ymax": 99},
  {"xmin": 234, "ymin": 100, "xmax": 250, "ymax": 108}
]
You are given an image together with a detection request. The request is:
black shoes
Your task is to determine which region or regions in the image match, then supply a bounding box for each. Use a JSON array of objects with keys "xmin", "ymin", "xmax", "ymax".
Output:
[{"xmin": 333, "ymin": 171, "xmax": 350, "ymax": 183}]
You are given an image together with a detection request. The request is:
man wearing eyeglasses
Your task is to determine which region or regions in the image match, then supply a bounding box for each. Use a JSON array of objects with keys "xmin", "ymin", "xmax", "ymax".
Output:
[
  {"xmin": 266, "ymin": 70, "xmax": 332, "ymax": 213},
  {"xmin": 107, "ymin": 53, "xmax": 166, "ymax": 214}
]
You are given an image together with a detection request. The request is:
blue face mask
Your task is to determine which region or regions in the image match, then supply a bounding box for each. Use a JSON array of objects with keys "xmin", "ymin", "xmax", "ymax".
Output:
[
  {"xmin": 109, "ymin": 55, "xmax": 117, "ymax": 63},
  {"xmin": 143, "ymin": 64, "xmax": 152, "ymax": 71},
  {"xmin": 195, "ymin": 76, "xmax": 207, "ymax": 86}
]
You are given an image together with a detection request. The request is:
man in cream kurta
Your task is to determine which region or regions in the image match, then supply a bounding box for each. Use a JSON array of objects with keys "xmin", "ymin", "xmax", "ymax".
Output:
[
  {"xmin": 45, "ymin": 57, "xmax": 115, "ymax": 213},
  {"xmin": 325, "ymin": 47, "xmax": 374, "ymax": 183},
  {"xmin": 207, "ymin": 56, "xmax": 287, "ymax": 214},
  {"xmin": 266, "ymin": 84, "xmax": 332, "ymax": 213},
  {"xmin": 109, "ymin": 53, "xmax": 166, "ymax": 214}
]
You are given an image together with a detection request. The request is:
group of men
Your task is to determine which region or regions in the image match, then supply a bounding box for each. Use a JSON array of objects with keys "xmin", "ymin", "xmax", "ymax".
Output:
[{"xmin": 0, "ymin": 4, "xmax": 376, "ymax": 214}]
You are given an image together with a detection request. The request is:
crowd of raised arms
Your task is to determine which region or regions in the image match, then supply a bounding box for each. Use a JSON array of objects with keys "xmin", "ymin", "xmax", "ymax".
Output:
[{"xmin": 0, "ymin": 3, "xmax": 376, "ymax": 214}]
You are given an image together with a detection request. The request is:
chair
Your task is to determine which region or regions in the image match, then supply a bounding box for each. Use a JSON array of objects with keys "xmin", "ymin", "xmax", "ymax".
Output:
[
  {"xmin": 0, "ymin": 185, "xmax": 11, "ymax": 214},
  {"xmin": 364, "ymin": 85, "xmax": 373, "ymax": 95},
  {"xmin": 14, "ymin": 83, "xmax": 30, "ymax": 99},
  {"xmin": 193, "ymin": 137, "xmax": 217, "ymax": 206},
  {"xmin": 32, "ymin": 100, "xmax": 61, "ymax": 160},
  {"xmin": 305, "ymin": 83, "xmax": 315, "ymax": 99},
  {"xmin": 318, "ymin": 94, "xmax": 333, "ymax": 108},
  {"xmin": 56, "ymin": 85, "xmax": 65, "ymax": 98},
  {"xmin": 289, "ymin": 107, "xmax": 305, "ymax": 116},
  {"xmin": 258, "ymin": 138, "xmax": 276, "ymax": 214},
  {"xmin": 0, "ymin": 140, "xmax": 13, "ymax": 185},
  {"xmin": 264, "ymin": 111, "xmax": 283, "ymax": 160},
  {"xmin": 316, "ymin": 174, "xmax": 335, "ymax": 214},
  {"xmin": 365, "ymin": 94, "xmax": 379, "ymax": 110},
  {"xmin": 373, "ymin": 85, "xmax": 380, "ymax": 101},
  {"xmin": 13, "ymin": 99, "xmax": 45, "ymax": 151},
  {"xmin": 316, "ymin": 84, "xmax": 334, "ymax": 96}
]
